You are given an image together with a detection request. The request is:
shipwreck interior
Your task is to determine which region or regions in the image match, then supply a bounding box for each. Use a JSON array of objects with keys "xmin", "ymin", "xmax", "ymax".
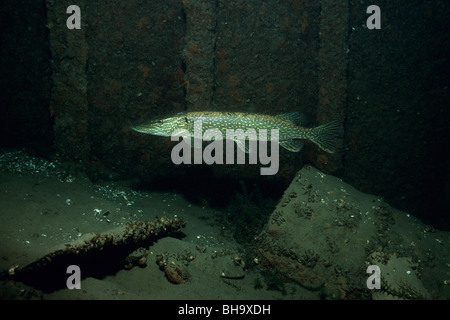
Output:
[{"xmin": 1, "ymin": 1, "xmax": 449, "ymax": 228}]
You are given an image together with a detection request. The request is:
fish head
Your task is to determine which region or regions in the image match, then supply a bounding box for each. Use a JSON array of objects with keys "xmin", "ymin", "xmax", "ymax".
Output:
[{"xmin": 131, "ymin": 113, "xmax": 191, "ymax": 137}]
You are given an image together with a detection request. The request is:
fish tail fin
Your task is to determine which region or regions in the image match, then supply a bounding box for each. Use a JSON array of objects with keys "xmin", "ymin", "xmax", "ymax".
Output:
[{"xmin": 308, "ymin": 119, "xmax": 343, "ymax": 153}]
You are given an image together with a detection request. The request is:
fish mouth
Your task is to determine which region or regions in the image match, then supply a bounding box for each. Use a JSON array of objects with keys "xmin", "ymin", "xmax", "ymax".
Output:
[
  {"xmin": 131, "ymin": 122, "xmax": 170, "ymax": 136},
  {"xmin": 131, "ymin": 123, "xmax": 150, "ymax": 134}
]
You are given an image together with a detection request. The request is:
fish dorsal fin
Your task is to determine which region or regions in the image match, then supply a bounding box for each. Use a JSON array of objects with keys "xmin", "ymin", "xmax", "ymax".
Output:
[
  {"xmin": 277, "ymin": 112, "xmax": 308, "ymax": 126},
  {"xmin": 279, "ymin": 139, "xmax": 304, "ymax": 152}
]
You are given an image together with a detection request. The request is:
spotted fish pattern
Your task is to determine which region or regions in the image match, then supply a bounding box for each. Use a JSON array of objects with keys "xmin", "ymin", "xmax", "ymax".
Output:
[{"xmin": 132, "ymin": 111, "xmax": 342, "ymax": 153}]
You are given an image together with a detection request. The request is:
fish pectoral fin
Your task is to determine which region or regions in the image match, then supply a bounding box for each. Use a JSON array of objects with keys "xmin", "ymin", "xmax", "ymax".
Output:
[
  {"xmin": 233, "ymin": 138, "xmax": 258, "ymax": 154},
  {"xmin": 279, "ymin": 139, "xmax": 304, "ymax": 152},
  {"xmin": 234, "ymin": 138, "xmax": 250, "ymax": 154},
  {"xmin": 190, "ymin": 137, "xmax": 203, "ymax": 149}
]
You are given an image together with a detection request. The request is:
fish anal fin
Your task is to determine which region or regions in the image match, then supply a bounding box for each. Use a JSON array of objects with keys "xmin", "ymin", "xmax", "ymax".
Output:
[{"xmin": 279, "ymin": 139, "xmax": 304, "ymax": 152}]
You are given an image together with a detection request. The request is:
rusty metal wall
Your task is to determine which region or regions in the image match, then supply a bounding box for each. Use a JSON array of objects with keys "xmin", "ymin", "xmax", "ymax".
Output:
[
  {"xmin": 48, "ymin": 0, "xmax": 345, "ymax": 183},
  {"xmin": 45, "ymin": 0, "xmax": 449, "ymax": 225},
  {"xmin": 47, "ymin": 0, "xmax": 186, "ymax": 177}
]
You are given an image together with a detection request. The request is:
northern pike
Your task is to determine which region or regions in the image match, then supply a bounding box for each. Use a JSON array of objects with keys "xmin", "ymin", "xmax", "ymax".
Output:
[{"xmin": 132, "ymin": 111, "xmax": 342, "ymax": 153}]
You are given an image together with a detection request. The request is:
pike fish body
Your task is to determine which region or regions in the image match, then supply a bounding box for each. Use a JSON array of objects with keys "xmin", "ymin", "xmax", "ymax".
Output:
[{"xmin": 132, "ymin": 111, "xmax": 342, "ymax": 153}]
